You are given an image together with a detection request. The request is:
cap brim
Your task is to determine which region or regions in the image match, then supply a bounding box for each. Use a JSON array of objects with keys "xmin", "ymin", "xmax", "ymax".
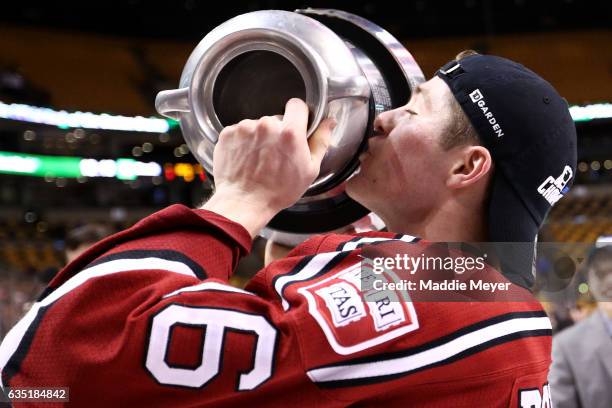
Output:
[{"xmin": 488, "ymin": 170, "xmax": 539, "ymax": 288}]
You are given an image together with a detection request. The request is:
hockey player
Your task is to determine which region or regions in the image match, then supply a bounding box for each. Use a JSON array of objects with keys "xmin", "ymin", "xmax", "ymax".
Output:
[{"xmin": 0, "ymin": 52, "xmax": 575, "ymax": 407}]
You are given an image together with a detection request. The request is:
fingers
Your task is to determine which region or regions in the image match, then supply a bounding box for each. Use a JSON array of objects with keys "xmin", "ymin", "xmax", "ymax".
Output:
[
  {"xmin": 308, "ymin": 118, "xmax": 336, "ymax": 168},
  {"xmin": 282, "ymin": 98, "xmax": 309, "ymax": 134},
  {"xmin": 219, "ymin": 119, "xmax": 258, "ymax": 142},
  {"xmin": 255, "ymin": 116, "xmax": 281, "ymax": 136}
]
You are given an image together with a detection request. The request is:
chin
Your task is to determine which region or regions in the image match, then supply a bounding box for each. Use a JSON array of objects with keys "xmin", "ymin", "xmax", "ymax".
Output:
[{"xmin": 346, "ymin": 174, "xmax": 372, "ymax": 206}]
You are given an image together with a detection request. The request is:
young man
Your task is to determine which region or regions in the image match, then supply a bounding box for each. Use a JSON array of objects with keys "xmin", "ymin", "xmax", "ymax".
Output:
[{"xmin": 0, "ymin": 53, "xmax": 576, "ymax": 407}]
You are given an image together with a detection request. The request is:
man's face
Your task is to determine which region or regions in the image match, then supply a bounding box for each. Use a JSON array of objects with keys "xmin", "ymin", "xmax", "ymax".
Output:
[
  {"xmin": 346, "ymin": 76, "xmax": 457, "ymax": 222},
  {"xmin": 589, "ymin": 250, "xmax": 612, "ymax": 317}
]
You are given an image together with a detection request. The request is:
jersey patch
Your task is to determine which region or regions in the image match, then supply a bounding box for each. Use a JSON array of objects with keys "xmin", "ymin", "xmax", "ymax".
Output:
[{"xmin": 298, "ymin": 262, "xmax": 419, "ymax": 355}]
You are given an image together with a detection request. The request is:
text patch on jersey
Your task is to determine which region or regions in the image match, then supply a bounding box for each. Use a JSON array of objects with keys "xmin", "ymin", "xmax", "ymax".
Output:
[
  {"xmin": 299, "ymin": 262, "xmax": 419, "ymax": 355},
  {"xmin": 315, "ymin": 282, "xmax": 367, "ymax": 327}
]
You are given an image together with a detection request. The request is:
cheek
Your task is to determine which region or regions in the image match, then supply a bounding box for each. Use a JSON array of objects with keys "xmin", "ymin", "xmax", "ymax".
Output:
[{"xmin": 387, "ymin": 123, "xmax": 449, "ymax": 192}]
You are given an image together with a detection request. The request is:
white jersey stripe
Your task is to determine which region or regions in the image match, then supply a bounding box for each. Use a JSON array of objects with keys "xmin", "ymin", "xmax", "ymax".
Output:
[
  {"xmin": 340, "ymin": 235, "xmax": 417, "ymax": 251},
  {"xmin": 0, "ymin": 257, "xmax": 197, "ymax": 389},
  {"xmin": 274, "ymin": 251, "xmax": 342, "ymax": 311},
  {"xmin": 307, "ymin": 315, "xmax": 552, "ymax": 384},
  {"xmin": 273, "ymin": 236, "xmax": 417, "ymax": 311}
]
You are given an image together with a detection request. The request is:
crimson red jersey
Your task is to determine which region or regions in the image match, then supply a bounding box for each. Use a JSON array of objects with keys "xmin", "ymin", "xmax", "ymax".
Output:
[{"xmin": 0, "ymin": 205, "xmax": 553, "ymax": 407}]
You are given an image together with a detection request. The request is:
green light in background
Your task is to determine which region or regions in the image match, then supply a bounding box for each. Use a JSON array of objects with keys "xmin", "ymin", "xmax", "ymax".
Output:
[
  {"xmin": 0, "ymin": 151, "xmax": 162, "ymax": 180},
  {"xmin": 116, "ymin": 158, "xmax": 137, "ymax": 180},
  {"xmin": 0, "ymin": 151, "xmax": 81, "ymax": 178},
  {"xmin": 39, "ymin": 155, "xmax": 82, "ymax": 178},
  {"xmin": 167, "ymin": 119, "xmax": 180, "ymax": 129}
]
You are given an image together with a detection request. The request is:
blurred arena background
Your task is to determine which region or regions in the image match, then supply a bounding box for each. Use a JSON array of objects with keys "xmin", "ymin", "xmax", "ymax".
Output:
[{"xmin": 0, "ymin": 0, "xmax": 610, "ymax": 339}]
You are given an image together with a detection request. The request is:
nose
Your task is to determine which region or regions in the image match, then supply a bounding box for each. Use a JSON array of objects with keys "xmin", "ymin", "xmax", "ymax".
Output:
[{"xmin": 373, "ymin": 108, "xmax": 404, "ymax": 136}]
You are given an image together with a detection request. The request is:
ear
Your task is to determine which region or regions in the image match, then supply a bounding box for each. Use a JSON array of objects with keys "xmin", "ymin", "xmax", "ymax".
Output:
[{"xmin": 446, "ymin": 146, "xmax": 492, "ymax": 189}]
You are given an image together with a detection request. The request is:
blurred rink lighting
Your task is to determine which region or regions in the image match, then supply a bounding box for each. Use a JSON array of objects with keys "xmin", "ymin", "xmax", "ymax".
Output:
[
  {"xmin": 36, "ymin": 221, "xmax": 48, "ymax": 233},
  {"xmin": 0, "ymin": 100, "xmax": 176, "ymax": 132},
  {"xmin": 116, "ymin": 159, "xmax": 162, "ymax": 180},
  {"xmin": 132, "ymin": 146, "xmax": 143, "ymax": 157},
  {"xmin": 179, "ymin": 144, "xmax": 190, "ymax": 155},
  {"xmin": 0, "ymin": 99, "xmax": 607, "ymax": 134},
  {"xmin": 23, "ymin": 130, "xmax": 36, "ymax": 141},
  {"xmin": 569, "ymin": 103, "xmax": 612, "ymax": 122},
  {"xmin": 578, "ymin": 283, "xmax": 589, "ymax": 294},
  {"xmin": 0, "ymin": 153, "xmax": 40, "ymax": 173},
  {"xmin": 142, "ymin": 142, "xmax": 153, "ymax": 153},
  {"xmin": 98, "ymin": 159, "xmax": 118, "ymax": 177},
  {"xmin": 174, "ymin": 163, "xmax": 195, "ymax": 182},
  {"xmin": 0, "ymin": 151, "xmax": 161, "ymax": 179},
  {"xmin": 24, "ymin": 212, "xmax": 37, "ymax": 223},
  {"xmin": 590, "ymin": 161, "xmax": 601, "ymax": 171},
  {"xmin": 604, "ymin": 160, "xmax": 612, "ymax": 170},
  {"xmin": 162, "ymin": 163, "xmax": 204, "ymax": 182},
  {"xmin": 578, "ymin": 162, "xmax": 589, "ymax": 172}
]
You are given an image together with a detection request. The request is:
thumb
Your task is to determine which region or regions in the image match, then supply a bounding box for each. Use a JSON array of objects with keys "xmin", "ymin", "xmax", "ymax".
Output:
[{"xmin": 308, "ymin": 118, "xmax": 336, "ymax": 168}]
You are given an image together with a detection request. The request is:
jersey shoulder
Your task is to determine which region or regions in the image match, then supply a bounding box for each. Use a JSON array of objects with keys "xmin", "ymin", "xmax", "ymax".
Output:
[{"xmin": 249, "ymin": 237, "xmax": 551, "ymax": 394}]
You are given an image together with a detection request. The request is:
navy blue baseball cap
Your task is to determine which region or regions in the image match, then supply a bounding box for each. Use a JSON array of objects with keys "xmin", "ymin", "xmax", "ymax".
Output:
[{"xmin": 436, "ymin": 54, "xmax": 577, "ymax": 288}]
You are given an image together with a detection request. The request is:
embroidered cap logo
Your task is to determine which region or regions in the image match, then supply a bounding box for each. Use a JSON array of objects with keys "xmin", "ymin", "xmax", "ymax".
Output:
[{"xmin": 469, "ymin": 89, "xmax": 505, "ymax": 138}]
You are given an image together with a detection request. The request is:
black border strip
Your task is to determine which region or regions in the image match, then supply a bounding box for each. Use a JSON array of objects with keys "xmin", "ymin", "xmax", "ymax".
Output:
[
  {"xmin": 86, "ymin": 249, "xmax": 207, "ymax": 279},
  {"xmin": 336, "ymin": 236, "xmax": 361, "ymax": 251},
  {"xmin": 5, "ymin": 249, "xmax": 206, "ymax": 387},
  {"xmin": 271, "ymin": 254, "xmax": 315, "ymax": 295},
  {"xmin": 310, "ymin": 310, "xmax": 547, "ymax": 371},
  {"xmin": 314, "ymin": 328, "xmax": 551, "ymax": 388},
  {"xmin": 2, "ymin": 306, "xmax": 51, "ymax": 387},
  {"xmin": 355, "ymin": 236, "xmax": 420, "ymax": 250},
  {"xmin": 272, "ymin": 251, "xmax": 352, "ymax": 308}
]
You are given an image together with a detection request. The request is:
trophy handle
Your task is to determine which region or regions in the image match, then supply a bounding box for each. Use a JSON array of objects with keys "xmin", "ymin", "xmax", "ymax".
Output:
[{"xmin": 155, "ymin": 88, "xmax": 190, "ymax": 120}]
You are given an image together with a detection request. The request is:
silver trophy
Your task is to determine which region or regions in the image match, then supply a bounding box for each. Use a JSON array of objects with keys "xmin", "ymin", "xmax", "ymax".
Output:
[{"xmin": 156, "ymin": 9, "xmax": 425, "ymax": 245}]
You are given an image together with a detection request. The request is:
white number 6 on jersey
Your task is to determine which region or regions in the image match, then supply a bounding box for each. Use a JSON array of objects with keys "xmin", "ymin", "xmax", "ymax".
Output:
[{"xmin": 145, "ymin": 304, "xmax": 277, "ymax": 390}]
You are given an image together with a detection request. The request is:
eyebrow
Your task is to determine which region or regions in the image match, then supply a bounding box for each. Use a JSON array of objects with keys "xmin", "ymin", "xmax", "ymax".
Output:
[{"xmin": 413, "ymin": 84, "xmax": 431, "ymax": 110}]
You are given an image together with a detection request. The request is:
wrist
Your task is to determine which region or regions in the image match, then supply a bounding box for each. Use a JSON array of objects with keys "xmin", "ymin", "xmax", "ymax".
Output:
[{"xmin": 201, "ymin": 187, "xmax": 278, "ymax": 238}]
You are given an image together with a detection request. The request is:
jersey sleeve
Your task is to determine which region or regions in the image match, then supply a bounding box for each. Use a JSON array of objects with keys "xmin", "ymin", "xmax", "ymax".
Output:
[
  {"xmin": 49, "ymin": 204, "xmax": 253, "ymax": 285},
  {"xmin": 0, "ymin": 205, "xmax": 338, "ymax": 407}
]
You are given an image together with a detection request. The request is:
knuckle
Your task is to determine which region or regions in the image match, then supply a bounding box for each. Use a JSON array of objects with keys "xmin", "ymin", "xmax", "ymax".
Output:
[
  {"xmin": 237, "ymin": 119, "xmax": 255, "ymax": 131},
  {"xmin": 219, "ymin": 125, "xmax": 234, "ymax": 138},
  {"xmin": 280, "ymin": 127, "xmax": 298, "ymax": 140},
  {"xmin": 256, "ymin": 118, "xmax": 274, "ymax": 133}
]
